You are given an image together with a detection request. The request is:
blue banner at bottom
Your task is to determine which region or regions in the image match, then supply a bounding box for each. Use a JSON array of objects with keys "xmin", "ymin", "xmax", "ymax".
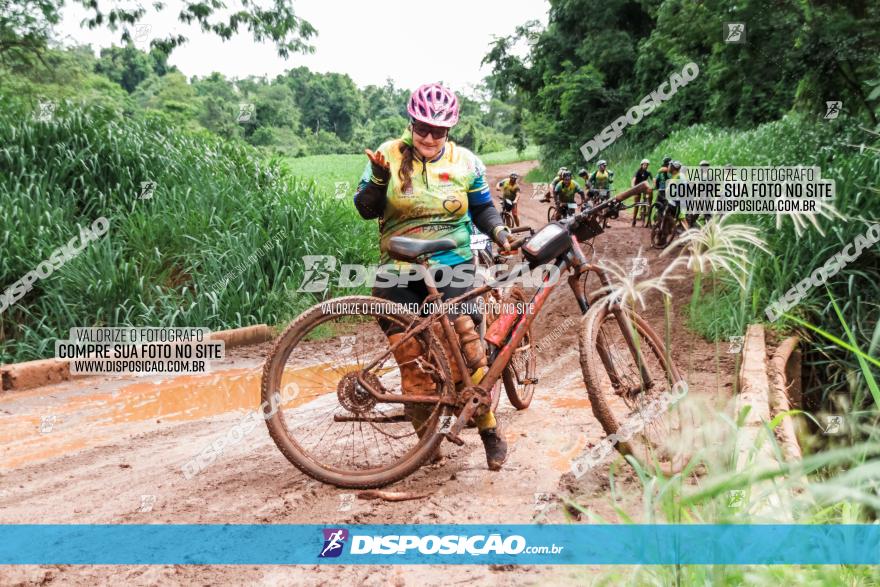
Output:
[{"xmin": 1, "ymin": 525, "xmax": 878, "ymax": 565}]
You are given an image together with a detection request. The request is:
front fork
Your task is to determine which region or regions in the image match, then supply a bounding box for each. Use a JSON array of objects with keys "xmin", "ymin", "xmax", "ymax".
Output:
[{"xmin": 565, "ymin": 240, "xmax": 653, "ymax": 391}]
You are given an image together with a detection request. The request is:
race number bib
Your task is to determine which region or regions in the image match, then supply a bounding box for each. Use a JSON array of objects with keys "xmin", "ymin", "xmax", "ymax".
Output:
[{"xmin": 470, "ymin": 233, "xmax": 490, "ymax": 252}]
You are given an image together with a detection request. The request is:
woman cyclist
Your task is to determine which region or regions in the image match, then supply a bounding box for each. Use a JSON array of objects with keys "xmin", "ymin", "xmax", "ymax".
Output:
[
  {"xmin": 352, "ymin": 83, "xmax": 511, "ymax": 471},
  {"xmin": 631, "ymin": 159, "xmax": 653, "ymax": 226}
]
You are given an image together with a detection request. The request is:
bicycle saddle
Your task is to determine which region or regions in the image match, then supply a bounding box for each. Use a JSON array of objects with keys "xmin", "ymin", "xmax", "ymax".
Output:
[{"xmin": 387, "ymin": 236, "xmax": 457, "ymax": 261}]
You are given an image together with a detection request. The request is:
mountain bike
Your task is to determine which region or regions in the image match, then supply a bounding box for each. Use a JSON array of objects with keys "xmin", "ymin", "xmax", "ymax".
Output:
[
  {"xmin": 472, "ymin": 225, "xmax": 536, "ymax": 414},
  {"xmin": 586, "ymin": 188, "xmax": 614, "ymax": 228},
  {"xmin": 261, "ymin": 182, "xmax": 691, "ymax": 487},
  {"xmin": 587, "ymin": 188, "xmax": 612, "ymax": 205},
  {"xmin": 650, "ymin": 198, "xmax": 688, "ymax": 249},
  {"xmin": 501, "ymin": 198, "xmax": 517, "ymax": 229},
  {"xmin": 548, "ymin": 199, "xmax": 579, "ymax": 222},
  {"xmin": 631, "ymin": 187, "xmax": 654, "ymax": 227}
]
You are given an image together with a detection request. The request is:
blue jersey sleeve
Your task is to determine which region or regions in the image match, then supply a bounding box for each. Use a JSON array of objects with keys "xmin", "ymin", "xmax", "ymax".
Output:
[
  {"xmin": 466, "ymin": 155, "xmax": 491, "ymax": 206},
  {"xmin": 354, "ymin": 159, "xmax": 372, "ymax": 197}
]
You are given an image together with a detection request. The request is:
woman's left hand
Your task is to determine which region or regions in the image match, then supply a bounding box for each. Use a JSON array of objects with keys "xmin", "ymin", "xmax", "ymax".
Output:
[{"xmin": 494, "ymin": 226, "xmax": 513, "ymax": 251}]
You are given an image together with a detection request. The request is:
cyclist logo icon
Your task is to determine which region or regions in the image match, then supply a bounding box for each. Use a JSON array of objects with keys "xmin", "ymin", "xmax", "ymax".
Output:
[
  {"xmin": 319, "ymin": 528, "xmax": 349, "ymax": 558},
  {"xmin": 298, "ymin": 255, "xmax": 337, "ymax": 292},
  {"xmin": 37, "ymin": 100, "xmax": 56, "ymax": 122},
  {"xmin": 724, "ymin": 22, "xmax": 746, "ymax": 43},
  {"xmin": 824, "ymin": 101, "xmax": 842, "ymax": 120}
]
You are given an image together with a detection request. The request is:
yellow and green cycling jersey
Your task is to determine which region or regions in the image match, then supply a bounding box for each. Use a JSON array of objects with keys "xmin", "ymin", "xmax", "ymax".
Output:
[
  {"xmin": 590, "ymin": 169, "xmax": 613, "ymax": 190},
  {"xmin": 554, "ymin": 179, "xmax": 583, "ymax": 204},
  {"xmin": 356, "ymin": 133, "xmax": 492, "ymax": 269},
  {"xmin": 498, "ymin": 178, "xmax": 521, "ymax": 201}
]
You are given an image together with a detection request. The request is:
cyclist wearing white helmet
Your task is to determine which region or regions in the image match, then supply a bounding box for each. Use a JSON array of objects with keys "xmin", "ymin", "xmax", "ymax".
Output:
[
  {"xmin": 539, "ymin": 166, "xmax": 569, "ymax": 203},
  {"xmin": 551, "ymin": 166, "xmax": 570, "ymax": 190},
  {"xmin": 631, "ymin": 159, "xmax": 653, "ymax": 226},
  {"xmin": 588, "ymin": 160, "xmax": 614, "ymax": 191}
]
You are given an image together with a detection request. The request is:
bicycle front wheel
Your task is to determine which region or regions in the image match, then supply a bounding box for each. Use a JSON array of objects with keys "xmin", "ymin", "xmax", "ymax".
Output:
[
  {"xmin": 578, "ymin": 303, "xmax": 694, "ymax": 475},
  {"xmin": 502, "ymin": 210, "xmax": 515, "ymax": 229},
  {"xmin": 261, "ymin": 296, "xmax": 455, "ymax": 488},
  {"xmin": 546, "ymin": 206, "xmax": 557, "ymax": 223},
  {"xmin": 501, "ymin": 287, "xmax": 536, "ymax": 409},
  {"xmin": 651, "ymin": 214, "xmax": 671, "ymax": 248}
]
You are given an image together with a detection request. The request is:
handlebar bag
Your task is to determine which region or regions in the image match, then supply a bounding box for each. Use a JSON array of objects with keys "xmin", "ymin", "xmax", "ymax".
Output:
[{"xmin": 521, "ymin": 223, "xmax": 571, "ymax": 268}]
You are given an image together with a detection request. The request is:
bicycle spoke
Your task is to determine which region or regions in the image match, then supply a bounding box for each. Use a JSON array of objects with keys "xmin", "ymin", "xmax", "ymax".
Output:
[{"xmin": 262, "ymin": 298, "xmax": 454, "ymax": 486}]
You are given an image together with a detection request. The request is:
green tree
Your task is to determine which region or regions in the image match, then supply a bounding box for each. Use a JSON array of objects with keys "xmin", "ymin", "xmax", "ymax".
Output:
[
  {"xmin": 0, "ymin": 0, "xmax": 58, "ymax": 67},
  {"xmin": 483, "ymin": 0, "xmax": 880, "ymax": 163},
  {"xmin": 94, "ymin": 44, "xmax": 154, "ymax": 93},
  {"xmin": 192, "ymin": 72, "xmax": 240, "ymax": 140},
  {"xmin": 1, "ymin": 0, "xmax": 316, "ymax": 63},
  {"xmin": 289, "ymin": 72, "xmax": 364, "ymax": 141},
  {"xmin": 133, "ymin": 71, "xmax": 201, "ymax": 128}
]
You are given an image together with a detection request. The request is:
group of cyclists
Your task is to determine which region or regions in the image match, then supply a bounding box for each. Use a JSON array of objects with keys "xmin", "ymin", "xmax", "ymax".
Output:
[
  {"xmin": 540, "ymin": 162, "xmax": 615, "ymax": 220},
  {"xmin": 494, "ymin": 156, "xmax": 716, "ymax": 246},
  {"xmin": 491, "ymin": 160, "xmax": 620, "ymax": 228}
]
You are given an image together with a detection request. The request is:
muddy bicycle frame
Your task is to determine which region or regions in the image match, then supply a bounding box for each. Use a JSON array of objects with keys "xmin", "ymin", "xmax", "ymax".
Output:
[{"xmin": 355, "ymin": 183, "xmax": 653, "ymax": 444}]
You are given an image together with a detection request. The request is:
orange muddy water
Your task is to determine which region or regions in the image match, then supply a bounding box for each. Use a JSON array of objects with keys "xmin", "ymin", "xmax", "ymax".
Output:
[{"xmin": 0, "ymin": 363, "xmax": 345, "ymax": 469}]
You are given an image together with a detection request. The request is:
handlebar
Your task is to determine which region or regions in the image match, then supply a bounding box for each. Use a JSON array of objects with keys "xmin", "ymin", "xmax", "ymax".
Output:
[
  {"xmin": 508, "ymin": 235, "xmax": 530, "ymax": 250},
  {"xmin": 574, "ymin": 181, "xmax": 651, "ymax": 220},
  {"xmin": 498, "ymin": 184, "xmax": 650, "ymax": 252}
]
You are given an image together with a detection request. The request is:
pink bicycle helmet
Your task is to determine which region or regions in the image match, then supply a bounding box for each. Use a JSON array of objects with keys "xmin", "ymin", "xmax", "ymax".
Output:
[{"xmin": 407, "ymin": 83, "xmax": 460, "ymax": 128}]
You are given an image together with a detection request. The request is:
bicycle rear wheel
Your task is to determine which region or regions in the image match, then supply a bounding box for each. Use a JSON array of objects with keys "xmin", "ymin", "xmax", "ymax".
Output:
[
  {"xmin": 261, "ymin": 295, "xmax": 454, "ymax": 488},
  {"xmin": 578, "ymin": 302, "xmax": 694, "ymax": 474}
]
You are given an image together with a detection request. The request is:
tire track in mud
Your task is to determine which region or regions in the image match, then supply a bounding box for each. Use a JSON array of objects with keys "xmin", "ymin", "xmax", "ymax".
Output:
[{"xmin": 0, "ymin": 161, "xmax": 735, "ymax": 586}]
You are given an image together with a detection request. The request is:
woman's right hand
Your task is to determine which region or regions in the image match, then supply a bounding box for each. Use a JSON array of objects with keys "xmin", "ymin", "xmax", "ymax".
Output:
[
  {"xmin": 365, "ymin": 149, "xmax": 390, "ymax": 170},
  {"xmin": 365, "ymin": 149, "xmax": 391, "ymax": 183}
]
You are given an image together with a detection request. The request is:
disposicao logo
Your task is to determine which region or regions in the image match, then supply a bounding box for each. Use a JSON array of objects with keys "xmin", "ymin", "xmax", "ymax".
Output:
[{"xmin": 319, "ymin": 528, "xmax": 349, "ymax": 558}]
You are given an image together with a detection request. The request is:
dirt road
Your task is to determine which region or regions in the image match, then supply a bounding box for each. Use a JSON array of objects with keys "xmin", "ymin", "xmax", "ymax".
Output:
[{"xmin": 0, "ymin": 161, "xmax": 735, "ymax": 585}]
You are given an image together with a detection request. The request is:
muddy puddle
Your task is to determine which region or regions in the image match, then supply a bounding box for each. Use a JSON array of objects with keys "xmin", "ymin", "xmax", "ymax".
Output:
[{"xmin": 0, "ymin": 362, "xmax": 351, "ymax": 470}]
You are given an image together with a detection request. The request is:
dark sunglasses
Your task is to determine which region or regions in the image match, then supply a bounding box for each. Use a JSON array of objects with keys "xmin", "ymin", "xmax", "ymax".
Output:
[{"xmin": 411, "ymin": 121, "xmax": 448, "ymax": 139}]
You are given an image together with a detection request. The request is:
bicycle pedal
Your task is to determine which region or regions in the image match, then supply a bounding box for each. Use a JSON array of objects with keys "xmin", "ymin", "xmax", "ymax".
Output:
[{"xmin": 439, "ymin": 415, "xmax": 465, "ymax": 445}]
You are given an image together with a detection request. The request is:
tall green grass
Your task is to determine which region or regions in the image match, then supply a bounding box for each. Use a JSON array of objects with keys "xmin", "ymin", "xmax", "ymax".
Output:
[
  {"xmin": 643, "ymin": 115, "xmax": 879, "ymax": 411},
  {"xmin": 573, "ymin": 393, "xmax": 880, "ymax": 584},
  {"xmin": 0, "ymin": 102, "xmax": 376, "ymax": 363}
]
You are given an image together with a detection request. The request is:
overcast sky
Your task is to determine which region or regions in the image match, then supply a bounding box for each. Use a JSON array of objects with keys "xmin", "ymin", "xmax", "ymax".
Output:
[{"xmin": 59, "ymin": 0, "xmax": 548, "ymax": 93}]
